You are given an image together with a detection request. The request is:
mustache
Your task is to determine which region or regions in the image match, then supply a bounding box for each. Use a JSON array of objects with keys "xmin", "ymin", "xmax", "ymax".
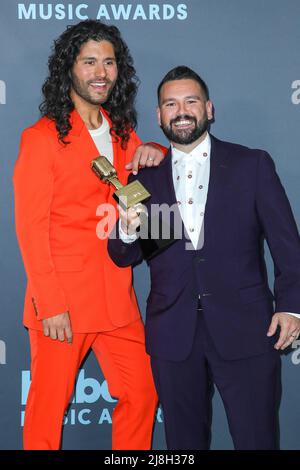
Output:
[{"xmin": 170, "ymin": 115, "xmax": 197, "ymax": 126}]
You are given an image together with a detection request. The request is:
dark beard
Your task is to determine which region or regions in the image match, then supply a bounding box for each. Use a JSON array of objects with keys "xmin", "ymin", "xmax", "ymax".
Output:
[
  {"xmin": 71, "ymin": 74, "xmax": 114, "ymax": 106},
  {"xmin": 160, "ymin": 114, "xmax": 209, "ymax": 145}
]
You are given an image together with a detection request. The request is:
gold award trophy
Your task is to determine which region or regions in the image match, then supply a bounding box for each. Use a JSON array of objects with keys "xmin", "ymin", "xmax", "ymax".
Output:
[
  {"xmin": 91, "ymin": 155, "xmax": 176, "ymax": 260},
  {"xmin": 91, "ymin": 156, "xmax": 150, "ymax": 210}
]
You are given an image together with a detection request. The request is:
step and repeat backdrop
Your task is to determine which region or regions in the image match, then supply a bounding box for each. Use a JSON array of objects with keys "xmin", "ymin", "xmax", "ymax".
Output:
[{"xmin": 0, "ymin": 0, "xmax": 299, "ymax": 449}]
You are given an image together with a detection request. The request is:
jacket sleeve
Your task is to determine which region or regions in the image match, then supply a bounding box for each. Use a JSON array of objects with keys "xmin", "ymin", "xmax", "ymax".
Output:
[
  {"xmin": 108, "ymin": 220, "xmax": 143, "ymax": 268},
  {"xmin": 146, "ymin": 142, "xmax": 168, "ymax": 155},
  {"xmin": 125, "ymin": 130, "xmax": 168, "ymax": 170},
  {"xmin": 13, "ymin": 127, "xmax": 69, "ymax": 320},
  {"xmin": 255, "ymin": 151, "xmax": 300, "ymax": 313},
  {"xmin": 125, "ymin": 130, "xmax": 142, "ymax": 168}
]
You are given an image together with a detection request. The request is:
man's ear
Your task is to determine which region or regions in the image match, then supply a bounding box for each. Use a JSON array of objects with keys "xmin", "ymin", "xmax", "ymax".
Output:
[
  {"xmin": 156, "ymin": 106, "xmax": 161, "ymax": 127},
  {"xmin": 206, "ymin": 100, "xmax": 213, "ymax": 121}
]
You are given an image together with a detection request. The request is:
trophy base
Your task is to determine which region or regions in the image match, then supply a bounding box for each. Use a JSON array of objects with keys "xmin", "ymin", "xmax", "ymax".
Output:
[
  {"xmin": 137, "ymin": 215, "xmax": 178, "ymax": 261},
  {"xmin": 114, "ymin": 191, "xmax": 178, "ymax": 261},
  {"xmin": 113, "ymin": 181, "xmax": 150, "ymax": 209},
  {"xmin": 139, "ymin": 234, "xmax": 177, "ymax": 261}
]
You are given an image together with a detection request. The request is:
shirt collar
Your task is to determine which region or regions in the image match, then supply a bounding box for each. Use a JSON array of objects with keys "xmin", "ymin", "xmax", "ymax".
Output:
[
  {"xmin": 88, "ymin": 112, "xmax": 109, "ymax": 136},
  {"xmin": 172, "ymin": 133, "xmax": 211, "ymax": 167}
]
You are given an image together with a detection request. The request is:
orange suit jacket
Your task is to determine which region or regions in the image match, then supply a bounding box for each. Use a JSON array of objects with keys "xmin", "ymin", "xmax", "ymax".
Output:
[{"xmin": 13, "ymin": 108, "xmax": 142, "ymax": 332}]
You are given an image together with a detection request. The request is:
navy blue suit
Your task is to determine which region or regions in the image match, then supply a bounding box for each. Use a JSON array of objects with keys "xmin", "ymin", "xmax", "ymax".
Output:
[{"xmin": 108, "ymin": 135, "xmax": 300, "ymax": 449}]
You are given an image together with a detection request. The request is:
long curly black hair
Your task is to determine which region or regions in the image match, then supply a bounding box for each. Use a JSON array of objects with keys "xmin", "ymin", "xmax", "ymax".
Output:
[{"xmin": 40, "ymin": 20, "xmax": 139, "ymax": 148}]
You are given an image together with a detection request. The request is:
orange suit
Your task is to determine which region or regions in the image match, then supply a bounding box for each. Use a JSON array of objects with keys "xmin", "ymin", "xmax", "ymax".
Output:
[{"xmin": 13, "ymin": 108, "xmax": 157, "ymax": 449}]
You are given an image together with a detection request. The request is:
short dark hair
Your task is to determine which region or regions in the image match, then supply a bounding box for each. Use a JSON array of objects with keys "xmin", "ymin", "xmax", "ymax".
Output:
[{"xmin": 157, "ymin": 66, "xmax": 209, "ymax": 103}]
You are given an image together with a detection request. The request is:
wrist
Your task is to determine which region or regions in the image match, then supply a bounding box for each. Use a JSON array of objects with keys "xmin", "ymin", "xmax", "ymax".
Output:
[
  {"xmin": 121, "ymin": 220, "xmax": 130, "ymax": 235},
  {"xmin": 119, "ymin": 220, "xmax": 138, "ymax": 243}
]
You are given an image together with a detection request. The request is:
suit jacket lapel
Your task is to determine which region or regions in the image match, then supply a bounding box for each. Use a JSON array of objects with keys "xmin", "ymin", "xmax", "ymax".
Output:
[
  {"xmin": 68, "ymin": 108, "xmax": 100, "ymax": 157},
  {"xmin": 151, "ymin": 147, "xmax": 178, "ymax": 208},
  {"xmin": 100, "ymin": 107, "xmax": 126, "ymax": 175},
  {"xmin": 67, "ymin": 108, "xmax": 111, "ymax": 198},
  {"xmin": 159, "ymin": 139, "xmax": 230, "ymax": 248},
  {"xmin": 204, "ymin": 135, "xmax": 230, "ymax": 247},
  {"xmin": 146, "ymin": 147, "xmax": 187, "ymax": 243},
  {"xmin": 159, "ymin": 137, "xmax": 230, "ymax": 216}
]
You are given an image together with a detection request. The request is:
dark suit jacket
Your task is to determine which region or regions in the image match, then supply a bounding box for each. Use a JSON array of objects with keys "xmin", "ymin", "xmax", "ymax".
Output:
[{"xmin": 108, "ymin": 135, "xmax": 300, "ymax": 361}]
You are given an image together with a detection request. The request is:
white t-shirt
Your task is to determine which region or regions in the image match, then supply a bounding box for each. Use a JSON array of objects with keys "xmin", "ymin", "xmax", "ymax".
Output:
[{"xmin": 88, "ymin": 112, "xmax": 113, "ymax": 164}]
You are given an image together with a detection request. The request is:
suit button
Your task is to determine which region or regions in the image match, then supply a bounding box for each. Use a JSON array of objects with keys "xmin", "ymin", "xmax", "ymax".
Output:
[
  {"xmin": 202, "ymin": 293, "xmax": 212, "ymax": 297},
  {"xmin": 198, "ymin": 258, "xmax": 205, "ymax": 262}
]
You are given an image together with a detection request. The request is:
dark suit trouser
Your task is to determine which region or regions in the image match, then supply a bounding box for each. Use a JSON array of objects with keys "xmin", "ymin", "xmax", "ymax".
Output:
[{"xmin": 151, "ymin": 311, "xmax": 281, "ymax": 450}]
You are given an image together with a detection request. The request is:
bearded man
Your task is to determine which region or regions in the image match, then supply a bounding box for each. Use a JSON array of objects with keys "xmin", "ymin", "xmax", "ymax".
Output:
[
  {"xmin": 13, "ymin": 20, "xmax": 165, "ymax": 450},
  {"xmin": 108, "ymin": 66, "xmax": 300, "ymax": 449}
]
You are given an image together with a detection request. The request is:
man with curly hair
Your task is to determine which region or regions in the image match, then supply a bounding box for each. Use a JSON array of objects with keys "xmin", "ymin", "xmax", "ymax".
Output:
[{"xmin": 13, "ymin": 20, "xmax": 163, "ymax": 450}]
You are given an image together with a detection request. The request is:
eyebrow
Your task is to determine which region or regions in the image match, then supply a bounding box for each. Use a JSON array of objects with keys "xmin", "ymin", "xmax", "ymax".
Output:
[
  {"xmin": 78, "ymin": 56, "xmax": 116, "ymax": 61},
  {"xmin": 161, "ymin": 95, "xmax": 202, "ymax": 104}
]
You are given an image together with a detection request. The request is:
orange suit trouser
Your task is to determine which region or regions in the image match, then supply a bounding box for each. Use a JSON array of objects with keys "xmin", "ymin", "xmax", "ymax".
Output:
[{"xmin": 23, "ymin": 319, "xmax": 158, "ymax": 450}]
